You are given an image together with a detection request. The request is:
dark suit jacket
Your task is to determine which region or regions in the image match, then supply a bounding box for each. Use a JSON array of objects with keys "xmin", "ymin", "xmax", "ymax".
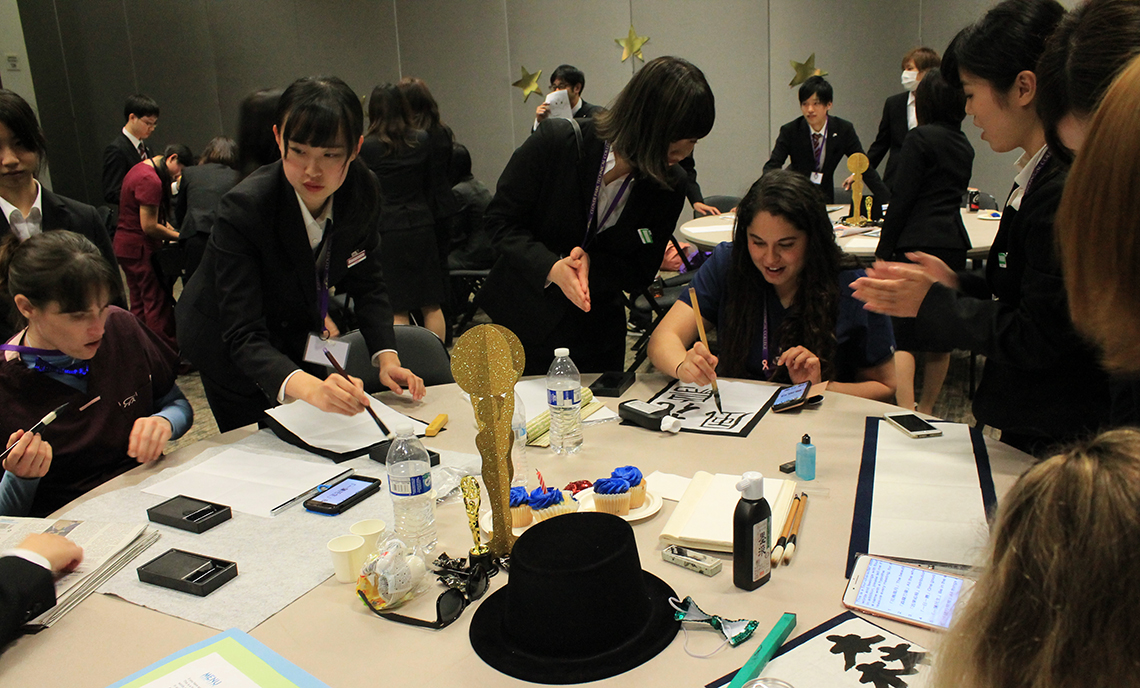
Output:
[
  {"xmin": 0, "ymin": 556, "xmax": 55, "ymax": 650},
  {"xmin": 176, "ymin": 161, "xmax": 397, "ymax": 400},
  {"xmin": 875, "ymin": 123, "xmax": 974, "ymax": 260},
  {"xmin": 359, "ymin": 131, "xmax": 434, "ymax": 232},
  {"xmin": 479, "ymin": 118, "xmax": 684, "ymax": 348},
  {"xmin": 102, "ymin": 132, "xmax": 147, "ymax": 206},
  {"xmin": 763, "ymin": 115, "xmax": 888, "ymax": 203},
  {"xmin": 175, "ymin": 163, "xmax": 240, "ymax": 240},
  {"xmin": 866, "ymin": 92, "xmax": 910, "ymax": 191},
  {"xmin": 0, "ymin": 189, "xmax": 124, "ymax": 339},
  {"xmin": 678, "ymin": 155, "xmax": 704, "ymax": 205},
  {"xmin": 576, "ymin": 99, "xmax": 603, "ymax": 119},
  {"xmin": 916, "ymin": 154, "xmax": 1110, "ymax": 444}
]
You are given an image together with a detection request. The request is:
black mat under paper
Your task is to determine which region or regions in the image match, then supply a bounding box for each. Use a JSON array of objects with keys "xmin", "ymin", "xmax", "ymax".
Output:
[
  {"xmin": 264, "ymin": 414, "xmax": 437, "ymax": 463},
  {"xmin": 642, "ymin": 379, "xmax": 777, "ymax": 438}
]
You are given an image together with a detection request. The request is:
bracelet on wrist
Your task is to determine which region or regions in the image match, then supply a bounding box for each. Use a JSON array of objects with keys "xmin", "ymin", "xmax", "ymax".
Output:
[{"xmin": 675, "ymin": 360, "xmax": 684, "ymax": 377}]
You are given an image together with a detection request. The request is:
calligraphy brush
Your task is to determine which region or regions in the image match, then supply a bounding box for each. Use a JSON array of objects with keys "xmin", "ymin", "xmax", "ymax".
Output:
[
  {"xmin": 0, "ymin": 402, "xmax": 69, "ymax": 461},
  {"xmin": 687, "ymin": 287, "xmax": 723, "ymax": 412},
  {"xmin": 323, "ymin": 348, "xmax": 390, "ymax": 436}
]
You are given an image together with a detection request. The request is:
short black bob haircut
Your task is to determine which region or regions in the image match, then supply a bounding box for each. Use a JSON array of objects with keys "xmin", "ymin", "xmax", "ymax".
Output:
[
  {"xmin": 942, "ymin": 0, "xmax": 1065, "ymax": 93},
  {"xmin": 0, "ymin": 89, "xmax": 48, "ymax": 164},
  {"xmin": 276, "ymin": 76, "xmax": 364, "ymax": 157},
  {"xmin": 550, "ymin": 64, "xmax": 585, "ymax": 90},
  {"xmin": 594, "ymin": 56, "xmax": 715, "ymax": 187},
  {"xmin": 798, "ymin": 76, "xmax": 833, "ymax": 105},
  {"xmin": 123, "ymin": 93, "xmax": 159, "ymax": 121},
  {"xmin": 915, "ymin": 68, "xmax": 967, "ymax": 127}
]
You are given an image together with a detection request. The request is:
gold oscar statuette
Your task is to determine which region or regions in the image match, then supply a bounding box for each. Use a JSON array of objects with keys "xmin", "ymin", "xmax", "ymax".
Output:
[{"xmin": 846, "ymin": 153, "xmax": 870, "ymax": 227}]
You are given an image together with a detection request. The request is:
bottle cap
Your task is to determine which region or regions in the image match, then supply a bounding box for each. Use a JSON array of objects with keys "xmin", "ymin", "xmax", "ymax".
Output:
[
  {"xmin": 660, "ymin": 415, "xmax": 682, "ymax": 433},
  {"xmin": 736, "ymin": 471, "xmax": 764, "ymax": 500},
  {"xmin": 801, "ymin": 434, "xmax": 811, "ymax": 444},
  {"xmin": 394, "ymin": 421, "xmax": 415, "ymax": 437},
  {"xmin": 554, "ymin": 347, "xmax": 570, "ymax": 358}
]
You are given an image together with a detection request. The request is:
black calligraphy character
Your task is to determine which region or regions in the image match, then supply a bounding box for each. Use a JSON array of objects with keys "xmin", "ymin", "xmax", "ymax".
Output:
[
  {"xmin": 675, "ymin": 401, "xmax": 700, "ymax": 416},
  {"xmin": 878, "ymin": 643, "xmax": 926, "ymax": 674},
  {"xmin": 854, "ymin": 661, "xmax": 911, "ymax": 688},
  {"xmin": 827, "ymin": 633, "xmax": 885, "ymax": 670},
  {"xmin": 701, "ymin": 411, "xmax": 747, "ymax": 429},
  {"xmin": 667, "ymin": 384, "xmax": 714, "ymax": 403}
]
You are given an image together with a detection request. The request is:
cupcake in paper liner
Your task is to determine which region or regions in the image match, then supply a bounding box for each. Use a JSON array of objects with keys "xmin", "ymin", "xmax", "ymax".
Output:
[
  {"xmin": 509, "ymin": 485, "xmax": 533, "ymax": 528},
  {"xmin": 529, "ymin": 485, "xmax": 578, "ymax": 522},
  {"xmin": 612, "ymin": 466, "xmax": 647, "ymax": 509},
  {"xmin": 592, "ymin": 477, "xmax": 632, "ymax": 516}
]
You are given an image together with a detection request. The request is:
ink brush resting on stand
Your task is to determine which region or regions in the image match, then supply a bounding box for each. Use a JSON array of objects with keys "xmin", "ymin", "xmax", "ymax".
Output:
[{"xmin": 687, "ymin": 287, "xmax": 723, "ymax": 412}]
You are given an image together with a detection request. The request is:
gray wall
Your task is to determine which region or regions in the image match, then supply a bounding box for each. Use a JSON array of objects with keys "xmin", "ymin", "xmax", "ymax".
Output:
[{"xmin": 18, "ymin": 0, "xmax": 1030, "ymax": 212}]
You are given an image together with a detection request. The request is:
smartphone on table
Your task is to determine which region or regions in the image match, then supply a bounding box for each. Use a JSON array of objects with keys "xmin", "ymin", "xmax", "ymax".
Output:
[
  {"xmin": 843, "ymin": 554, "xmax": 974, "ymax": 631},
  {"xmin": 883, "ymin": 412, "xmax": 943, "ymax": 438},
  {"xmin": 772, "ymin": 381, "xmax": 811, "ymax": 412},
  {"xmin": 304, "ymin": 475, "xmax": 383, "ymax": 515}
]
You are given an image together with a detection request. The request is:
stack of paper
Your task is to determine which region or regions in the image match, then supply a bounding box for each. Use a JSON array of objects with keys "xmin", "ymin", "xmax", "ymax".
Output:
[
  {"xmin": 659, "ymin": 471, "xmax": 797, "ymax": 552},
  {"xmin": 0, "ymin": 516, "xmax": 159, "ymax": 628}
]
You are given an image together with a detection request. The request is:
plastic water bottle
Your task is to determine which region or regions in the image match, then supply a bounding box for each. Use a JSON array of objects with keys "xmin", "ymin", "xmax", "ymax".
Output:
[
  {"xmin": 385, "ymin": 422, "xmax": 436, "ymax": 552},
  {"xmin": 546, "ymin": 348, "xmax": 583, "ymax": 454},
  {"xmin": 511, "ymin": 394, "xmax": 529, "ymax": 487}
]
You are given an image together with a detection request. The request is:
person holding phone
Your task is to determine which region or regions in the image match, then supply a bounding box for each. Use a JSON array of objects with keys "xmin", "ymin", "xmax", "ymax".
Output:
[
  {"xmin": 480, "ymin": 56, "xmax": 715, "ymax": 375},
  {"xmin": 177, "ymin": 76, "xmax": 424, "ymax": 433},
  {"xmin": 648, "ymin": 170, "xmax": 896, "ymax": 402},
  {"xmin": 852, "ymin": 0, "xmax": 1110, "ymax": 456}
]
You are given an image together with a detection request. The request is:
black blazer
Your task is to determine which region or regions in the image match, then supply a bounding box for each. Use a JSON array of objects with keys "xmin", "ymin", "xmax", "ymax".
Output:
[
  {"xmin": 359, "ymin": 131, "xmax": 435, "ymax": 232},
  {"xmin": 479, "ymin": 118, "xmax": 685, "ymax": 345},
  {"xmin": 174, "ymin": 163, "xmax": 240, "ymax": 240},
  {"xmin": 102, "ymin": 132, "xmax": 147, "ymax": 206},
  {"xmin": 763, "ymin": 115, "xmax": 888, "ymax": 203},
  {"xmin": 0, "ymin": 189, "xmax": 123, "ymax": 339},
  {"xmin": 916, "ymin": 154, "xmax": 1110, "ymax": 444},
  {"xmin": 678, "ymin": 155, "xmax": 704, "ymax": 205},
  {"xmin": 577, "ymin": 99, "xmax": 604, "ymax": 119},
  {"xmin": 875, "ymin": 123, "xmax": 974, "ymax": 260},
  {"xmin": 176, "ymin": 161, "xmax": 396, "ymax": 400},
  {"xmin": 866, "ymin": 92, "xmax": 910, "ymax": 191},
  {"xmin": 0, "ymin": 556, "xmax": 55, "ymax": 650}
]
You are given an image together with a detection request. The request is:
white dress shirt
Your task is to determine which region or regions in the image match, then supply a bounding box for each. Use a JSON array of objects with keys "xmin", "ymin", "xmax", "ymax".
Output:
[{"xmin": 0, "ymin": 180, "xmax": 43, "ymax": 241}]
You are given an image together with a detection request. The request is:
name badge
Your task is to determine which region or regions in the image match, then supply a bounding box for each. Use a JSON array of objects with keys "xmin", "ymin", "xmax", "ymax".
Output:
[
  {"xmin": 304, "ymin": 333, "xmax": 351, "ymax": 368},
  {"xmin": 347, "ymin": 249, "xmax": 366, "ymax": 268},
  {"xmin": 809, "ymin": 172, "xmax": 824, "ymax": 185},
  {"xmin": 997, "ymin": 252, "xmax": 1007, "ymax": 268},
  {"xmin": 637, "ymin": 228, "xmax": 653, "ymax": 244}
]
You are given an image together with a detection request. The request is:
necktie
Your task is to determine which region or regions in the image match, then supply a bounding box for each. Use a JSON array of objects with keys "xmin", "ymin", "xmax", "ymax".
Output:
[
  {"xmin": 138, "ymin": 142, "xmax": 146, "ymax": 160},
  {"xmin": 812, "ymin": 133, "xmax": 824, "ymax": 172}
]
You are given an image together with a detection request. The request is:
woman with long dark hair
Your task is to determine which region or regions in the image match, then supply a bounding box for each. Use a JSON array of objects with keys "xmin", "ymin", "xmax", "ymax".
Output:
[
  {"xmin": 481, "ymin": 55, "xmax": 716, "ymax": 373},
  {"xmin": 177, "ymin": 76, "xmax": 424, "ymax": 432},
  {"xmin": 360, "ymin": 84, "xmax": 445, "ymax": 340},
  {"xmin": 649, "ymin": 170, "xmax": 896, "ymax": 400}
]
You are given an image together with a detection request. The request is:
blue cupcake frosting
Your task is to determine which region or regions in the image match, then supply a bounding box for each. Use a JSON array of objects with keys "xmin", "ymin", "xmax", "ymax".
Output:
[
  {"xmin": 509, "ymin": 486, "xmax": 530, "ymax": 507},
  {"xmin": 593, "ymin": 477, "xmax": 631, "ymax": 495},
  {"xmin": 611, "ymin": 466, "xmax": 643, "ymax": 486},
  {"xmin": 529, "ymin": 486, "xmax": 564, "ymax": 509}
]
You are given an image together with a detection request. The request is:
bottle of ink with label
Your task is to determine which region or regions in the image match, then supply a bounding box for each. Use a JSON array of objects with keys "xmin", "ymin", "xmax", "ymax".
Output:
[
  {"xmin": 617, "ymin": 400, "xmax": 682, "ymax": 433},
  {"xmin": 733, "ymin": 471, "xmax": 771, "ymax": 590},
  {"xmin": 796, "ymin": 434, "xmax": 816, "ymax": 481}
]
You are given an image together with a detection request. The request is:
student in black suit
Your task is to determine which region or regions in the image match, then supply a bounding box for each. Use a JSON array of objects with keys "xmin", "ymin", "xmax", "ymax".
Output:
[
  {"xmin": 0, "ymin": 89, "xmax": 122, "ymax": 340},
  {"xmin": 853, "ymin": 0, "xmax": 1110, "ymax": 457},
  {"xmin": 534, "ymin": 64, "xmax": 605, "ymax": 130},
  {"xmin": 874, "ymin": 68, "xmax": 974, "ymax": 415},
  {"xmin": 0, "ymin": 533, "xmax": 82, "ymax": 651},
  {"xmin": 863, "ymin": 47, "xmax": 941, "ymax": 193},
  {"xmin": 177, "ymin": 76, "xmax": 425, "ymax": 433},
  {"xmin": 102, "ymin": 94, "xmax": 159, "ymax": 209},
  {"xmin": 763, "ymin": 76, "xmax": 887, "ymax": 204},
  {"xmin": 480, "ymin": 56, "xmax": 715, "ymax": 375},
  {"xmin": 175, "ymin": 136, "xmax": 240, "ymax": 282}
]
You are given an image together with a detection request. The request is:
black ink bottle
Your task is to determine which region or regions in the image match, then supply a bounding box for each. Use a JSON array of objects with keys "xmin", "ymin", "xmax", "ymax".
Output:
[
  {"xmin": 618, "ymin": 400, "xmax": 682, "ymax": 433},
  {"xmin": 733, "ymin": 471, "xmax": 771, "ymax": 590}
]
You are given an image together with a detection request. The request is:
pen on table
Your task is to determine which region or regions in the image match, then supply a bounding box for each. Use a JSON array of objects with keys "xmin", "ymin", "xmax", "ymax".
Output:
[
  {"xmin": 770, "ymin": 494, "xmax": 801, "ymax": 565},
  {"xmin": 726, "ymin": 612, "xmax": 797, "ymax": 688},
  {"xmin": 323, "ymin": 348, "xmax": 390, "ymax": 436},
  {"xmin": 0, "ymin": 402, "xmax": 68, "ymax": 462},
  {"xmin": 782, "ymin": 493, "xmax": 809, "ymax": 565},
  {"xmin": 687, "ymin": 287, "xmax": 723, "ymax": 412}
]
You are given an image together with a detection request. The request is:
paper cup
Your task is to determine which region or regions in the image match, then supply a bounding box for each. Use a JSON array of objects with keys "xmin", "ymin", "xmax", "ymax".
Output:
[
  {"xmin": 328, "ymin": 534, "xmax": 366, "ymax": 584},
  {"xmin": 350, "ymin": 519, "xmax": 387, "ymax": 553}
]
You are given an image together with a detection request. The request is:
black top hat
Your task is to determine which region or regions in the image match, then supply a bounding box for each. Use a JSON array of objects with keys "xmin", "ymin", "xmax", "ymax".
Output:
[{"xmin": 469, "ymin": 511, "xmax": 679, "ymax": 684}]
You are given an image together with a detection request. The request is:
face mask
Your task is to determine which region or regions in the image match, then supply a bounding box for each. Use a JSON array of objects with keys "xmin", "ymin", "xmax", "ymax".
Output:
[
  {"xmin": 670, "ymin": 596, "xmax": 759, "ymax": 657},
  {"xmin": 901, "ymin": 70, "xmax": 919, "ymax": 92}
]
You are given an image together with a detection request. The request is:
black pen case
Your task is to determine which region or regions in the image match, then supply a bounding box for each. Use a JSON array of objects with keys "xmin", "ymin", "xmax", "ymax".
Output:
[
  {"xmin": 137, "ymin": 549, "xmax": 238, "ymax": 596},
  {"xmin": 147, "ymin": 495, "xmax": 232, "ymax": 533}
]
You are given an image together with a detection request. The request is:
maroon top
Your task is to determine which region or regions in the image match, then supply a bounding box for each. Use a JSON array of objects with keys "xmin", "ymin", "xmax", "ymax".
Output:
[
  {"xmin": 0, "ymin": 307, "xmax": 179, "ymax": 516},
  {"xmin": 114, "ymin": 161, "xmax": 164, "ymax": 257}
]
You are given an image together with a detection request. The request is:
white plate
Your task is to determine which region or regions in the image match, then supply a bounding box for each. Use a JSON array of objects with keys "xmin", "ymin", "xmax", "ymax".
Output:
[
  {"xmin": 479, "ymin": 489, "xmax": 663, "ymax": 536},
  {"xmin": 977, "ymin": 211, "xmax": 1002, "ymax": 221}
]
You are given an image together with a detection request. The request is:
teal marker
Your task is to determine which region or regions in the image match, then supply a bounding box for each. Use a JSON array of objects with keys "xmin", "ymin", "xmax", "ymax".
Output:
[{"xmin": 727, "ymin": 612, "xmax": 797, "ymax": 688}]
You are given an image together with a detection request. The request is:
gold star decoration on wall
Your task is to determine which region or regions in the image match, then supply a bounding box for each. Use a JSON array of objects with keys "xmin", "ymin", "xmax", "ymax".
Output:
[
  {"xmin": 790, "ymin": 53, "xmax": 828, "ymax": 87},
  {"xmin": 512, "ymin": 66, "xmax": 543, "ymax": 102},
  {"xmin": 616, "ymin": 25, "xmax": 649, "ymax": 62}
]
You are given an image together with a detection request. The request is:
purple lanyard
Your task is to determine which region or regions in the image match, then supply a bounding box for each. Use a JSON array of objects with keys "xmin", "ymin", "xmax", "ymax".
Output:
[
  {"xmin": 583, "ymin": 142, "xmax": 633, "ymax": 248},
  {"xmin": 0, "ymin": 342, "xmax": 65, "ymax": 357},
  {"xmin": 1024, "ymin": 149, "xmax": 1052, "ymax": 197},
  {"xmin": 812, "ymin": 133, "xmax": 825, "ymax": 172},
  {"xmin": 0, "ymin": 340, "xmax": 88, "ymax": 376},
  {"xmin": 315, "ymin": 233, "xmax": 333, "ymax": 336},
  {"xmin": 760, "ymin": 297, "xmax": 775, "ymax": 380}
]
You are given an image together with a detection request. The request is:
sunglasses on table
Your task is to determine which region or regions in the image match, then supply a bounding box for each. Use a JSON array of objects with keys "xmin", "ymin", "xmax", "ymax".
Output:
[{"xmin": 358, "ymin": 562, "xmax": 490, "ymax": 630}]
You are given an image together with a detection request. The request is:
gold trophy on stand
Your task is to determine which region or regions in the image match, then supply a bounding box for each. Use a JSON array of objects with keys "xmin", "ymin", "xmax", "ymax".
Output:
[{"xmin": 845, "ymin": 153, "xmax": 872, "ymax": 227}]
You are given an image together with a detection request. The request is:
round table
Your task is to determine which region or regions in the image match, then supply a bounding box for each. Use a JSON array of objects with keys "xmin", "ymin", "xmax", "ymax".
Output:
[
  {"xmin": 679, "ymin": 207, "xmax": 1000, "ymax": 259},
  {"xmin": 1, "ymin": 375, "xmax": 1034, "ymax": 687}
]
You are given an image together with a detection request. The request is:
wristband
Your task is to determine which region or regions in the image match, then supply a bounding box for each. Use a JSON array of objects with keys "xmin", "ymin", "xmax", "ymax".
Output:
[{"xmin": 675, "ymin": 360, "xmax": 684, "ymax": 377}]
